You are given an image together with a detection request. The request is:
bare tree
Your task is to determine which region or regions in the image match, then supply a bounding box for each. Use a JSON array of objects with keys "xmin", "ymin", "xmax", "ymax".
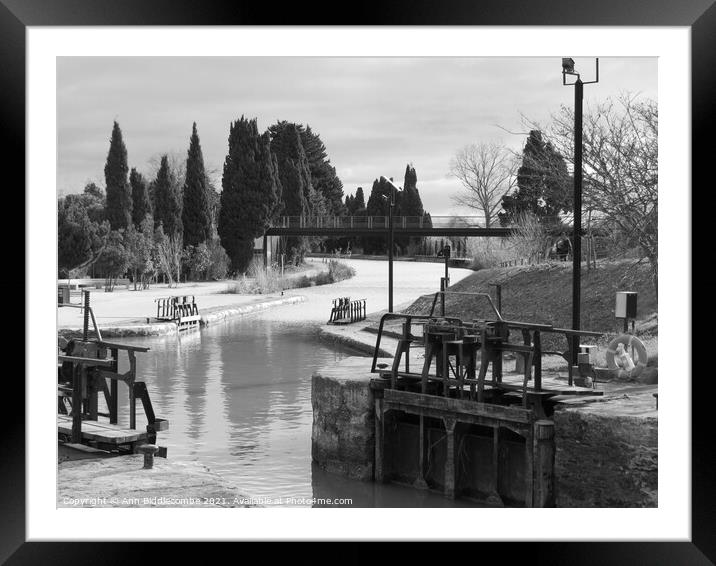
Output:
[
  {"xmin": 507, "ymin": 211, "xmax": 552, "ymax": 264},
  {"xmin": 449, "ymin": 143, "xmax": 517, "ymax": 228},
  {"xmin": 527, "ymin": 94, "xmax": 658, "ymax": 289},
  {"xmin": 154, "ymin": 231, "xmax": 182, "ymax": 287}
]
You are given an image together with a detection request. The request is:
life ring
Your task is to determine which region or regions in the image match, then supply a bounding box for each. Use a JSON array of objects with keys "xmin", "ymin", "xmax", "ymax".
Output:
[{"xmin": 605, "ymin": 334, "xmax": 648, "ymax": 378}]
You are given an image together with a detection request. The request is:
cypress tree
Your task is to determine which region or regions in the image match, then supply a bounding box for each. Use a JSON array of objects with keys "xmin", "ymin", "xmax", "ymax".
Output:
[
  {"xmin": 219, "ymin": 116, "xmax": 281, "ymax": 273},
  {"xmin": 130, "ymin": 168, "xmax": 152, "ymax": 228},
  {"xmin": 354, "ymin": 187, "xmax": 366, "ymax": 211},
  {"xmin": 104, "ymin": 121, "xmax": 132, "ymax": 230},
  {"xmin": 363, "ymin": 177, "xmax": 393, "ymax": 254},
  {"xmin": 300, "ymin": 125, "xmax": 344, "ymax": 215},
  {"xmin": 399, "ymin": 164, "xmax": 426, "ymax": 252},
  {"xmin": 182, "ymin": 122, "xmax": 213, "ymax": 247},
  {"xmin": 499, "ymin": 130, "xmax": 571, "ymax": 227},
  {"xmin": 400, "ymin": 164, "xmax": 425, "ymax": 218},
  {"xmin": 153, "ymin": 155, "xmax": 183, "ymax": 238},
  {"xmin": 269, "ymin": 121, "xmax": 313, "ymax": 262}
]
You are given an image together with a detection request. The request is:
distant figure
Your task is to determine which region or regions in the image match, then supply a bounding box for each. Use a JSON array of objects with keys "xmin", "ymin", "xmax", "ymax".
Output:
[
  {"xmin": 615, "ymin": 342, "xmax": 636, "ymax": 377},
  {"xmin": 556, "ymin": 232, "xmax": 570, "ymax": 261}
]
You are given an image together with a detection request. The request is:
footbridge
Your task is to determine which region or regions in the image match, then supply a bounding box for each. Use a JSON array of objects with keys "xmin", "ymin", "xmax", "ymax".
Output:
[{"xmin": 265, "ymin": 216, "xmax": 513, "ymax": 237}]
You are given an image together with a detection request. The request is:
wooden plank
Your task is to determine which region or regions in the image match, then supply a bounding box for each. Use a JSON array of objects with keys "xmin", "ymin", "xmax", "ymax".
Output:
[
  {"xmin": 98, "ymin": 341, "xmax": 150, "ymax": 352},
  {"xmin": 61, "ymin": 442, "xmax": 111, "ymax": 455},
  {"xmin": 58, "ymin": 416, "xmax": 148, "ymax": 444},
  {"xmin": 383, "ymin": 389, "xmax": 533, "ymax": 423},
  {"xmin": 550, "ymin": 327, "xmax": 605, "ymax": 337},
  {"xmin": 58, "ymin": 355, "xmax": 113, "ymax": 367},
  {"xmin": 494, "ymin": 382, "xmax": 600, "ymax": 396}
]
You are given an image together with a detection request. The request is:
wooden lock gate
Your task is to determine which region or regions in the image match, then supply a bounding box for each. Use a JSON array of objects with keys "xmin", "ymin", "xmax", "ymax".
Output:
[
  {"xmin": 155, "ymin": 295, "xmax": 201, "ymax": 330},
  {"xmin": 327, "ymin": 297, "xmax": 367, "ymax": 325}
]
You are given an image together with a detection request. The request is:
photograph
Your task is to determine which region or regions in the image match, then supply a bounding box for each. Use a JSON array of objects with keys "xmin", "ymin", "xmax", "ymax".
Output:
[
  {"xmin": 53, "ymin": 55, "xmax": 660, "ymax": 511},
  {"xmin": 10, "ymin": 9, "xmax": 707, "ymax": 560}
]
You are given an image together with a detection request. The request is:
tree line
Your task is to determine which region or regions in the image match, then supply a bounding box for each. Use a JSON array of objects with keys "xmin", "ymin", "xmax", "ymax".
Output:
[
  {"xmin": 57, "ymin": 118, "xmax": 348, "ymax": 285},
  {"xmin": 59, "ymin": 117, "xmax": 438, "ymax": 287}
]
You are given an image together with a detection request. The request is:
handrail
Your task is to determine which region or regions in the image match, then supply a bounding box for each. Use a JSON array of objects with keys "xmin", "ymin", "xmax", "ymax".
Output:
[{"xmin": 428, "ymin": 291, "xmax": 503, "ymax": 321}]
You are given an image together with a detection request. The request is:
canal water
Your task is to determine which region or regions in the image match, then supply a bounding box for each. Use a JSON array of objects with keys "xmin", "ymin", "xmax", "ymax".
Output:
[
  {"xmin": 117, "ymin": 316, "xmax": 478, "ymax": 507},
  {"xmin": 106, "ymin": 259, "xmax": 477, "ymax": 507}
]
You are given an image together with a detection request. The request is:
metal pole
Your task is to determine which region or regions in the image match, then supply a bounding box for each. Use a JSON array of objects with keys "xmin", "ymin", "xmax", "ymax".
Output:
[
  {"xmin": 82, "ymin": 290, "xmax": 90, "ymax": 341},
  {"xmin": 572, "ymin": 78, "xmax": 583, "ymax": 365},
  {"xmin": 263, "ymin": 233, "xmax": 268, "ymax": 269},
  {"xmin": 388, "ymin": 192, "xmax": 394, "ymax": 312}
]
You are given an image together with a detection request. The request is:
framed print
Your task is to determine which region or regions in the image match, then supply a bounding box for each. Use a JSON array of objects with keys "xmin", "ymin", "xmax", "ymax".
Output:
[{"xmin": 10, "ymin": 0, "xmax": 711, "ymax": 562}]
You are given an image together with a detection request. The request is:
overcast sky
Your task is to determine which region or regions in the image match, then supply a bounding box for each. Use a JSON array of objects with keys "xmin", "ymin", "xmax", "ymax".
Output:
[{"xmin": 57, "ymin": 56, "xmax": 657, "ymax": 216}]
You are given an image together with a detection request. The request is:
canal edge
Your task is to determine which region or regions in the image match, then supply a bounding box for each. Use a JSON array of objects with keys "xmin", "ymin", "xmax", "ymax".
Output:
[{"xmin": 58, "ymin": 295, "xmax": 307, "ymax": 338}]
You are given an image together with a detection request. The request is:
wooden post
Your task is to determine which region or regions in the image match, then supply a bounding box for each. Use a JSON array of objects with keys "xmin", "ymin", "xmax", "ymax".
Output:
[
  {"xmin": 533, "ymin": 420, "xmax": 555, "ymax": 507},
  {"xmin": 71, "ymin": 365, "xmax": 83, "ymax": 443},
  {"xmin": 489, "ymin": 426, "xmax": 500, "ymax": 503},
  {"xmin": 404, "ymin": 321, "xmax": 411, "ymax": 374},
  {"xmin": 516, "ymin": 329, "xmax": 531, "ymax": 373},
  {"xmin": 443, "ymin": 417, "xmax": 457, "ymax": 498},
  {"xmin": 88, "ymin": 370, "xmax": 99, "ymax": 421},
  {"xmin": 129, "ymin": 351, "xmax": 137, "ymax": 430},
  {"xmin": 524, "ymin": 427, "xmax": 534, "ymax": 508},
  {"xmin": 415, "ymin": 415, "xmax": 429, "ymax": 489},
  {"xmin": 533, "ymin": 331, "xmax": 542, "ymax": 391},
  {"xmin": 374, "ymin": 396, "xmax": 385, "ymax": 482},
  {"xmin": 442, "ymin": 339, "xmax": 450, "ymax": 397},
  {"xmin": 109, "ymin": 348, "xmax": 118, "ymax": 424}
]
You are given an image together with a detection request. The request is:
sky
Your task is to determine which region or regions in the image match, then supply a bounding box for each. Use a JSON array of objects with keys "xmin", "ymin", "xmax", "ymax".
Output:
[{"xmin": 57, "ymin": 56, "xmax": 657, "ymax": 216}]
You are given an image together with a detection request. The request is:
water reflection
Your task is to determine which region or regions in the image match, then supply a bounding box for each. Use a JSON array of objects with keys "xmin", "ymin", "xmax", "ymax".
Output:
[{"xmin": 117, "ymin": 318, "xmax": 479, "ymax": 507}]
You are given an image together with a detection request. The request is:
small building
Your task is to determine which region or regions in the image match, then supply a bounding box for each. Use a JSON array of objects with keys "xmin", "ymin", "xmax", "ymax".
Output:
[{"xmin": 253, "ymin": 234, "xmax": 281, "ymax": 266}]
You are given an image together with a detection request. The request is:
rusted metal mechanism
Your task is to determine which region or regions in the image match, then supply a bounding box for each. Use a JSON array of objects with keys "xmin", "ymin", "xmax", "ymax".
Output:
[
  {"xmin": 58, "ymin": 291, "xmax": 169, "ymax": 456},
  {"xmin": 154, "ymin": 295, "xmax": 200, "ymax": 330},
  {"xmin": 371, "ymin": 291, "xmax": 605, "ymax": 419},
  {"xmin": 327, "ymin": 297, "xmax": 367, "ymax": 325}
]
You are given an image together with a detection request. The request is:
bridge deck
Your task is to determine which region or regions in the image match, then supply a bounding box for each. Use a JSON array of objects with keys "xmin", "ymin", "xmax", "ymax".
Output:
[{"xmin": 266, "ymin": 216, "xmax": 515, "ymax": 237}]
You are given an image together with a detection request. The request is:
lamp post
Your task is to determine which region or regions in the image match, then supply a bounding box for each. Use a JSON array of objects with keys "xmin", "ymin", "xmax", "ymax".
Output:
[
  {"xmin": 380, "ymin": 176, "xmax": 400, "ymax": 312},
  {"xmin": 562, "ymin": 57, "xmax": 599, "ymax": 365}
]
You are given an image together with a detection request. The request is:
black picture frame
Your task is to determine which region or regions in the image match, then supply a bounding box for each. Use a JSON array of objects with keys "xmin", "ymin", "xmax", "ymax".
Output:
[{"xmin": 10, "ymin": 0, "xmax": 709, "ymax": 562}]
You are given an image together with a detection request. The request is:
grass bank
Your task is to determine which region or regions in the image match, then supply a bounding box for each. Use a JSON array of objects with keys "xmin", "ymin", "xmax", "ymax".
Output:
[
  {"xmin": 224, "ymin": 260, "xmax": 356, "ymax": 295},
  {"xmin": 401, "ymin": 258, "xmax": 658, "ymax": 375}
]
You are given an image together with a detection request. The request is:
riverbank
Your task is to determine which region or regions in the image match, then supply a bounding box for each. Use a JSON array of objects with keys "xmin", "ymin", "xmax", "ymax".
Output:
[
  {"xmin": 57, "ymin": 261, "xmax": 333, "ymax": 336},
  {"xmin": 58, "ymin": 454, "xmax": 258, "ymax": 508},
  {"xmin": 58, "ymin": 293, "xmax": 307, "ymax": 338},
  {"xmin": 58, "ymin": 259, "xmax": 474, "ymax": 337}
]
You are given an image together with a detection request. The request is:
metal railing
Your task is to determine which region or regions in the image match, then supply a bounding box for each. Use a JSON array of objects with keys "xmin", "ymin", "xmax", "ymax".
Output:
[
  {"xmin": 155, "ymin": 295, "xmax": 199, "ymax": 321},
  {"xmin": 327, "ymin": 297, "xmax": 367, "ymax": 324},
  {"xmin": 274, "ymin": 215, "xmax": 517, "ymax": 230}
]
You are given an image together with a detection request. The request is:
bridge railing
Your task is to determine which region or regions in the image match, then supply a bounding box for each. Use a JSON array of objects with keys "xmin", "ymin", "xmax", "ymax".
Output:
[{"xmin": 274, "ymin": 216, "xmax": 506, "ymax": 230}]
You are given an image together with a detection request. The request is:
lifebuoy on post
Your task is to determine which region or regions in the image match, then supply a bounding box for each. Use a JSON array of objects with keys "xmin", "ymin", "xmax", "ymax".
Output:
[{"xmin": 606, "ymin": 334, "xmax": 648, "ymax": 378}]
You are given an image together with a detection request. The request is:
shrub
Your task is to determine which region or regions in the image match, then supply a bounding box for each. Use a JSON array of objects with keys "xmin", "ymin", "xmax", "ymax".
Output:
[
  {"xmin": 223, "ymin": 260, "xmax": 355, "ymax": 294},
  {"xmin": 466, "ymin": 239, "xmax": 510, "ymax": 270},
  {"xmin": 327, "ymin": 259, "xmax": 356, "ymax": 282}
]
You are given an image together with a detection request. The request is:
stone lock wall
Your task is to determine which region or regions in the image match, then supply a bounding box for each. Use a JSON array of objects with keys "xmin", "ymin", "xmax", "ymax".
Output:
[
  {"xmin": 552, "ymin": 390, "xmax": 658, "ymax": 507},
  {"xmin": 311, "ymin": 356, "xmax": 658, "ymax": 507},
  {"xmin": 311, "ymin": 357, "xmax": 377, "ymax": 481}
]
